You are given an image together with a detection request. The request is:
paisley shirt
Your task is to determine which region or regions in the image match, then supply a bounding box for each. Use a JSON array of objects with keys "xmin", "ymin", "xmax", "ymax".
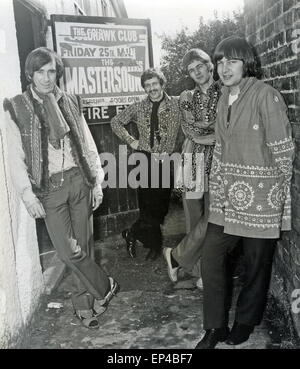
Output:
[
  {"xmin": 179, "ymin": 82, "xmax": 221, "ymax": 192},
  {"xmin": 209, "ymin": 77, "xmax": 294, "ymax": 239},
  {"xmin": 111, "ymin": 93, "xmax": 181, "ymax": 154}
]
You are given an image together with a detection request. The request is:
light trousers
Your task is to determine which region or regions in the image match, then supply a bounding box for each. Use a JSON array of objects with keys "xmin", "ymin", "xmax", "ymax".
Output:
[
  {"xmin": 172, "ymin": 192, "xmax": 209, "ymax": 275},
  {"xmin": 182, "ymin": 194, "xmax": 204, "ymax": 234},
  {"xmin": 40, "ymin": 167, "xmax": 109, "ymax": 310}
]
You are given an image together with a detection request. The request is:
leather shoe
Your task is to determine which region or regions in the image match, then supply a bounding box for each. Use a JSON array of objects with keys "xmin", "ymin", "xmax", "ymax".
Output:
[
  {"xmin": 226, "ymin": 322, "xmax": 254, "ymax": 345},
  {"xmin": 122, "ymin": 229, "xmax": 136, "ymax": 258},
  {"xmin": 92, "ymin": 278, "xmax": 119, "ymax": 316},
  {"xmin": 195, "ymin": 327, "xmax": 229, "ymax": 349}
]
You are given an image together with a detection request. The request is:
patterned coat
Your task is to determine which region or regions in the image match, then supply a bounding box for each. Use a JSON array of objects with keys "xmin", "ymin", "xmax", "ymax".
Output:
[
  {"xmin": 209, "ymin": 77, "xmax": 294, "ymax": 239},
  {"xmin": 111, "ymin": 93, "xmax": 181, "ymax": 154}
]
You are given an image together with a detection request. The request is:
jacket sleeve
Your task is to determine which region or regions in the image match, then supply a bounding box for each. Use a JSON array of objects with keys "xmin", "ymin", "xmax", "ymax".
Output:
[
  {"xmin": 80, "ymin": 114, "xmax": 104, "ymax": 191},
  {"xmin": 260, "ymin": 86, "xmax": 294, "ymax": 181},
  {"xmin": 110, "ymin": 103, "xmax": 138, "ymax": 146},
  {"xmin": 179, "ymin": 90, "xmax": 215, "ymax": 141},
  {"xmin": 4, "ymin": 110, "xmax": 36, "ymax": 199},
  {"xmin": 260, "ymin": 86, "xmax": 294, "ymax": 230}
]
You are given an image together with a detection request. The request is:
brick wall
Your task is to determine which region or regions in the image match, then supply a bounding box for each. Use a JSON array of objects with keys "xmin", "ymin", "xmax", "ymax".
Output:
[{"xmin": 244, "ymin": 0, "xmax": 300, "ymax": 344}]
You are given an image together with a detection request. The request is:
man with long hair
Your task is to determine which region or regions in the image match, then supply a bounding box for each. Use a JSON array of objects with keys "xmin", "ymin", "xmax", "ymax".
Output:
[
  {"xmin": 195, "ymin": 36, "xmax": 294, "ymax": 349},
  {"xmin": 4, "ymin": 47, "xmax": 118, "ymax": 330}
]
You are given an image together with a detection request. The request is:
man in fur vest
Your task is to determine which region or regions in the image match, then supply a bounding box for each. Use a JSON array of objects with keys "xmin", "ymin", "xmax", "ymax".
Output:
[{"xmin": 3, "ymin": 47, "xmax": 118, "ymax": 330}]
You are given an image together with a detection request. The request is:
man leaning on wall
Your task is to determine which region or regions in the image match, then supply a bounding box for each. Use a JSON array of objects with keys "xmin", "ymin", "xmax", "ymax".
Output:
[{"xmin": 3, "ymin": 47, "xmax": 119, "ymax": 330}]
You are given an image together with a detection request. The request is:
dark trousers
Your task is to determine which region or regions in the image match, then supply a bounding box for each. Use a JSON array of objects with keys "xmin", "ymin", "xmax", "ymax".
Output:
[
  {"xmin": 130, "ymin": 151, "xmax": 172, "ymax": 252},
  {"xmin": 40, "ymin": 167, "xmax": 109, "ymax": 310},
  {"xmin": 201, "ymin": 223, "xmax": 276, "ymax": 329}
]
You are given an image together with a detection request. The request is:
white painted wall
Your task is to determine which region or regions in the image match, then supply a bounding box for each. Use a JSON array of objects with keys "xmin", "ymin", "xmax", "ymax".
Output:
[
  {"xmin": 33, "ymin": 0, "xmax": 117, "ymax": 18},
  {"xmin": 32, "ymin": 0, "xmax": 117, "ymax": 48},
  {"xmin": 0, "ymin": 0, "xmax": 44, "ymax": 348}
]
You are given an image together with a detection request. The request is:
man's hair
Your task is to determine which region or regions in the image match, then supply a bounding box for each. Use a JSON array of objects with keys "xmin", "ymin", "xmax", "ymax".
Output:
[
  {"xmin": 140, "ymin": 68, "xmax": 167, "ymax": 88},
  {"xmin": 182, "ymin": 48, "xmax": 214, "ymax": 74},
  {"xmin": 213, "ymin": 36, "xmax": 262, "ymax": 78},
  {"xmin": 25, "ymin": 47, "xmax": 64, "ymax": 82}
]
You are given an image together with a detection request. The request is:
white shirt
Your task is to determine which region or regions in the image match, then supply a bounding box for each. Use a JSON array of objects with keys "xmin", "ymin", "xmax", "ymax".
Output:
[
  {"xmin": 48, "ymin": 135, "xmax": 76, "ymax": 174},
  {"xmin": 228, "ymin": 93, "xmax": 239, "ymax": 106}
]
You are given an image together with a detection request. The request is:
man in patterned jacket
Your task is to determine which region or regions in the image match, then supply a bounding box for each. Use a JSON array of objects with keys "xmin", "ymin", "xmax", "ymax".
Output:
[
  {"xmin": 111, "ymin": 68, "xmax": 182, "ymax": 261},
  {"xmin": 195, "ymin": 36, "xmax": 294, "ymax": 349}
]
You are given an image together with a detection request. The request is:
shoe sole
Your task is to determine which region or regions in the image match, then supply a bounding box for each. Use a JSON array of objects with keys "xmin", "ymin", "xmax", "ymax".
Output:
[
  {"xmin": 92, "ymin": 305, "xmax": 107, "ymax": 317},
  {"xmin": 105, "ymin": 280, "xmax": 120, "ymax": 305},
  {"xmin": 225, "ymin": 337, "xmax": 250, "ymax": 345},
  {"xmin": 163, "ymin": 248, "xmax": 179, "ymax": 283},
  {"xmin": 225, "ymin": 333, "xmax": 252, "ymax": 345},
  {"xmin": 195, "ymin": 329, "xmax": 229, "ymax": 349},
  {"xmin": 74, "ymin": 312, "xmax": 100, "ymax": 329}
]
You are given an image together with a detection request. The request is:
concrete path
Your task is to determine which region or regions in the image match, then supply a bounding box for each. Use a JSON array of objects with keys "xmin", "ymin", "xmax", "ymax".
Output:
[{"xmin": 22, "ymin": 202, "xmax": 272, "ymax": 349}]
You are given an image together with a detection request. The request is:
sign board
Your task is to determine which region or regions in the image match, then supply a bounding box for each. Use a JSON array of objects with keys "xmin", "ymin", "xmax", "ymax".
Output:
[{"xmin": 51, "ymin": 15, "xmax": 153, "ymax": 124}]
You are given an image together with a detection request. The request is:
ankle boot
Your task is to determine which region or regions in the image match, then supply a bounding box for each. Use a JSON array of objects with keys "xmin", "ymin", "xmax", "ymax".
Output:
[
  {"xmin": 226, "ymin": 322, "xmax": 254, "ymax": 345},
  {"xmin": 195, "ymin": 327, "xmax": 229, "ymax": 349}
]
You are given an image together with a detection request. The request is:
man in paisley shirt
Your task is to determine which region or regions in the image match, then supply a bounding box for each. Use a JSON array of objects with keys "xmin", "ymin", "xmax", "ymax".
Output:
[
  {"xmin": 195, "ymin": 36, "xmax": 294, "ymax": 349},
  {"xmin": 163, "ymin": 48, "xmax": 223, "ymax": 288},
  {"xmin": 111, "ymin": 68, "xmax": 182, "ymax": 261}
]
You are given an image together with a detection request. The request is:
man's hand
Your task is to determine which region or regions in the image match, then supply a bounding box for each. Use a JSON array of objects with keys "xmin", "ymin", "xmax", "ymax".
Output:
[
  {"xmin": 185, "ymin": 115, "xmax": 195, "ymax": 126},
  {"xmin": 22, "ymin": 188, "xmax": 46, "ymax": 218},
  {"xmin": 92, "ymin": 185, "xmax": 103, "ymax": 211},
  {"xmin": 185, "ymin": 113, "xmax": 214, "ymax": 129},
  {"xmin": 193, "ymin": 134, "xmax": 216, "ymax": 145},
  {"xmin": 130, "ymin": 140, "xmax": 139, "ymax": 150}
]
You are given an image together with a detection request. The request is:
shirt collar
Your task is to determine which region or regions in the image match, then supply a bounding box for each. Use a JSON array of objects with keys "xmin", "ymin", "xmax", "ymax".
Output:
[
  {"xmin": 30, "ymin": 85, "xmax": 63, "ymax": 103},
  {"xmin": 221, "ymin": 77, "xmax": 256, "ymax": 97},
  {"xmin": 194, "ymin": 78, "xmax": 215, "ymax": 94}
]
